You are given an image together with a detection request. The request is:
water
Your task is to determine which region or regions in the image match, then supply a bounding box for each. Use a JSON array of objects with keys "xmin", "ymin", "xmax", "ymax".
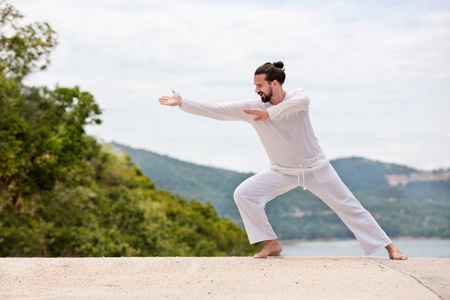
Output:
[{"xmin": 280, "ymin": 239, "xmax": 450, "ymax": 258}]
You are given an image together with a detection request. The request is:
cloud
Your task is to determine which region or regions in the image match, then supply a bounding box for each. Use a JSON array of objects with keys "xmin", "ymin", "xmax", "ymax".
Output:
[{"xmin": 13, "ymin": 0, "xmax": 450, "ymax": 172}]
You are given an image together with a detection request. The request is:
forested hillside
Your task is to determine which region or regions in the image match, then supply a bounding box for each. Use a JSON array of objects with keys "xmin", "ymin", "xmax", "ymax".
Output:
[
  {"xmin": 111, "ymin": 143, "xmax": 251, "ymax": 226},
  {"xmin": 113, "ymin": 143, "xmax": 450, "ymax": 240},
  {"xmin": 0, "ymin": 2, "xmax": 257, "ymax": 257}
]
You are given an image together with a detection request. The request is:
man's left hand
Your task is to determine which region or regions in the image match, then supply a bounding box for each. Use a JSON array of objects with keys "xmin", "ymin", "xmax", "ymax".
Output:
[{"xmin": 243, "ymin": 109, "xmax": 269, "ymax": 121}]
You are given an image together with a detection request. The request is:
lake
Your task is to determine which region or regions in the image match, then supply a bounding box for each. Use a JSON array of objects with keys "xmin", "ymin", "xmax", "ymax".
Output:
[{"xmin": 280, "ymin": 238, "xmax": 450, "ymax": 258}]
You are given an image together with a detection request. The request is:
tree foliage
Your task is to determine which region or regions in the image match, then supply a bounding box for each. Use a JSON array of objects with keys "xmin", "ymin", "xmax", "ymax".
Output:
[
  {"xmin": 1, "ymin": 85, "xmax": 102, "ymax": 207},
  {"xmin": 0, "ymin": 0, "xmax": 57, "ymax": 79},
  {"xmin": 0, "ymin": 1, "xmax": 90, "ymax": 207},
  {"xmin": 1, "ymin": 138, "xmax": 256, "ymax": 256}
]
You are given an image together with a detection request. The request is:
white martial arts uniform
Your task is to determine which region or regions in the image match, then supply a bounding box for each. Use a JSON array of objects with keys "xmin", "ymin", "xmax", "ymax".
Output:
[{"xmin": 180, "ymin": 88, "xmax": 392, "ymax": 255}]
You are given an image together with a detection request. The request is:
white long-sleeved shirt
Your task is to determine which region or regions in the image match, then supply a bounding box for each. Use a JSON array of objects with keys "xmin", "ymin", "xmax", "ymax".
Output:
[{"xmin": 180, "ymin": 87, "xmax": 327, "ymax": 171}]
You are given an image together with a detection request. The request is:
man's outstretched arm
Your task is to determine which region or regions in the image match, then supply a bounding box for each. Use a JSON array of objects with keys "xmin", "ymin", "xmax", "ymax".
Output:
[
  {"xmin": 159, "ymin": 90, "xmax": 183, "ymax": 107},
  {"xmin": 159, "ymin": 90, "xmax": 251, "ymax": 121}
]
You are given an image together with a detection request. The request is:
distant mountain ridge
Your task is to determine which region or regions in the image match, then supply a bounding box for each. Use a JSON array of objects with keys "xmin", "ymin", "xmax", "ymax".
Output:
[{"xmin": 112, "ymin": 142, "xmax": 450, "ymax": 240}]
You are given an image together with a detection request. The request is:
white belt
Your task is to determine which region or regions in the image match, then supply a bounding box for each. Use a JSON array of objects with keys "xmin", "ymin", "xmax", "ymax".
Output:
[
  {"xmin": 270, "ymin": 164, "xmax": 310, "ymax": 191},
  {"xmin": 270, "ymin": 161, "xmax": 328, "ymax": 191}
]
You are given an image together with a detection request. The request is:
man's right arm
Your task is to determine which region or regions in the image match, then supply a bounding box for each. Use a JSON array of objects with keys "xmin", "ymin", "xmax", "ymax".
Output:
[{"xmin": 159, "ymin": 90, "xmax": 252, "ymax": 122}]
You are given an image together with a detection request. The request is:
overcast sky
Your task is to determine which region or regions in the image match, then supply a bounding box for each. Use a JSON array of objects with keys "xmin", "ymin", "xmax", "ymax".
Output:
[{"xmin": 13, "ymin": 0, "xmax": 450, "ymax": 173}]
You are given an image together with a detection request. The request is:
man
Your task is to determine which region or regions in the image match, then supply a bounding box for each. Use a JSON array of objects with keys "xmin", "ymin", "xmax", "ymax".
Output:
[{"xmin": 159, "ymin": 61, "xmax": 407, "ymax": 260}]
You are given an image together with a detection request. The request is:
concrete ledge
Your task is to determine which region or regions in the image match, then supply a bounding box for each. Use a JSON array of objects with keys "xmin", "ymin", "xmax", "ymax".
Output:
[{"xmin": 1, "ymin": 257, "xmax": 449, "ymax": 299}]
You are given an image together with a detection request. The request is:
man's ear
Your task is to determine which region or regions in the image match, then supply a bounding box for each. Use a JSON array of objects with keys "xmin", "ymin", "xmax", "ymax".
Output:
[{"xmin": 272, "ymin": 80, "xmax": 279, "ymax": 87}]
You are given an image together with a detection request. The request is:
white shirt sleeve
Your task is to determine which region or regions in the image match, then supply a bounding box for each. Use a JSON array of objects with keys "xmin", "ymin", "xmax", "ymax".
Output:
[
  {"xmin": 180, "ymin": 98, "xmax": 251, "ymax": 121},
  {"xmin": 266, "ymin": 88, "xmax": 310, "ymax": 119}
]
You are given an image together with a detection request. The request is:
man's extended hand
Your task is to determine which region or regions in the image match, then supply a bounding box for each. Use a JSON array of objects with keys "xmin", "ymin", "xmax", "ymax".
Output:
[
  {"xmin": 159, "ymin": 90, "xmax": 183, "ymax": 107},
  {"xmin": 243, "ymin": 108, "xmax": 269, "ymax": 121}
]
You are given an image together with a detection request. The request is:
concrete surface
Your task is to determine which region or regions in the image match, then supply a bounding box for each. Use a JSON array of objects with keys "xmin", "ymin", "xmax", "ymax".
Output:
[{"xmin": 1, "ymin": 256, "xmax": 449, "ymax": 299}]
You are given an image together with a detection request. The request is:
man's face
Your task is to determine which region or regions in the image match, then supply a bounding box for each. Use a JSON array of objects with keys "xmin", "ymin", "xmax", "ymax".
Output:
[{"xmin": 254, "ymin": 74, "xmax": 273, "ymax": 103}]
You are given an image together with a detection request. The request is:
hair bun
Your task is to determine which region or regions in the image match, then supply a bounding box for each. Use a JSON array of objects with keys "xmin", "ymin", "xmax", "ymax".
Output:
[{"xmin": 273, "ymin": 61, "xmax": 284, "ymax": 70}]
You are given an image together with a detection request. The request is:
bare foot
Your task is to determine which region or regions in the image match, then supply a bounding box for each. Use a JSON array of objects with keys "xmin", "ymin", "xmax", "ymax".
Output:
[
  {"xmin": 253, "ymin": 239, "xmax": 283, "ymax": 258},
  {"xmin": 385, "ymin": 243, "xmax": 408, "ymax": 260}
]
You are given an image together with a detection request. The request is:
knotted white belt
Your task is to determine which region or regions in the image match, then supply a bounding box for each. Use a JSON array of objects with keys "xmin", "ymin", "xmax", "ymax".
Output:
[{"xmin": 270, "ymin": 161, "xmax": 328, "ymax": 191}]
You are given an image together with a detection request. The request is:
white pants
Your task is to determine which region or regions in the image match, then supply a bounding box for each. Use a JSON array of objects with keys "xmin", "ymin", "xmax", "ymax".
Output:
[{"xmin": 233, "ymin": 163, "xmax": 392, "ymax": 255}]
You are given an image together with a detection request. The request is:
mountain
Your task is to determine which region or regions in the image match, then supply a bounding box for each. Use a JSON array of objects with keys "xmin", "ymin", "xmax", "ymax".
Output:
[
  {"xmin": 109, "ymin": 143, "xmax": 251, "ymax": 225},
  {"xmin": 112, "ymin": 142, "xmax": 450, "ymax": 240}
]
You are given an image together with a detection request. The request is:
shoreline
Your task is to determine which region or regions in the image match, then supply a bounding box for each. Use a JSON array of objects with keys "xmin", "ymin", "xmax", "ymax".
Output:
[{"xmin": 280, "ymin": 236, "xmax": 450, "ymax": 243}]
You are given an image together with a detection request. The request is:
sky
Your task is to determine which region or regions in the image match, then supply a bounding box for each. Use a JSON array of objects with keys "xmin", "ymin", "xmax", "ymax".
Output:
[{"xmin": 12, "ymin": 0, "xmax": 450, "ymax": 173}]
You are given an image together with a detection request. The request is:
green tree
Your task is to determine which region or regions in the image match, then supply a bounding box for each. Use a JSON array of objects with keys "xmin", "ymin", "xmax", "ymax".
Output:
[
  {"xmin": 0, "ymin": 0, "xmax": 56, "ymax": 80},
  {"xmin": 0, "ymin": 1, "xmax": 101, "ymax": 208},
  {"xmin": 0, "ymin": 137, "xmax": 257, "ymax": 257}
]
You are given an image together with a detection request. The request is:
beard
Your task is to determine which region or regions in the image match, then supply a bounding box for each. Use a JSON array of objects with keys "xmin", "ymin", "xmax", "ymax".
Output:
[{"xmin": 259, "ymin": 87, "xmax": 273, "ymax": 103}]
